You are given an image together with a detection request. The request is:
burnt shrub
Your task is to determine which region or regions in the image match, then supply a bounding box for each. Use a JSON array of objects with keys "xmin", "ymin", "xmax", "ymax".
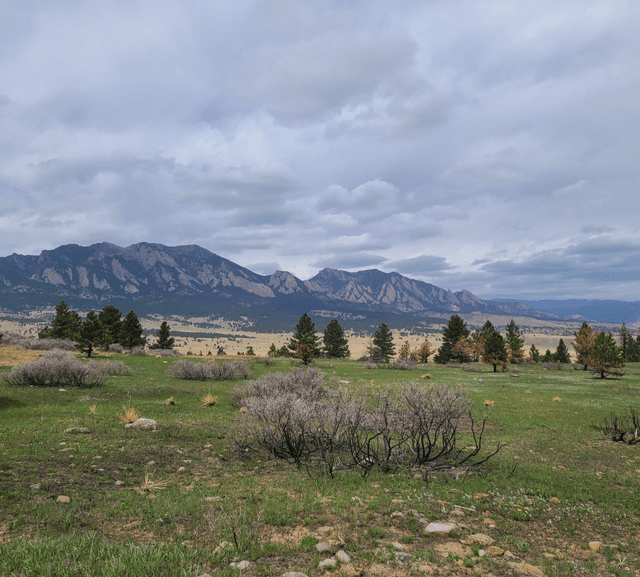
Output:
[
  {"xmin": 233, "ymin": 375, "xmax": 502, "ymax": 480},
  {"xmin": 3, "ymin": 350, "xmax": 106, "ymax": 388}
]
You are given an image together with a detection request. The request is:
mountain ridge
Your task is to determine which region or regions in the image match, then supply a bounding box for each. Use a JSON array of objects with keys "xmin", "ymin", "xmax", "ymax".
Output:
[{"xmin": 0, "ymin": 242, "xmax": 556, "ymax": 320}]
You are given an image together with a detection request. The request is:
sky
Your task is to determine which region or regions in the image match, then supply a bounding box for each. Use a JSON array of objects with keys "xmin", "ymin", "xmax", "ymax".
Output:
[{"xmin": 1, "ymin": 0, "xmax": 639, "ymax": 301}]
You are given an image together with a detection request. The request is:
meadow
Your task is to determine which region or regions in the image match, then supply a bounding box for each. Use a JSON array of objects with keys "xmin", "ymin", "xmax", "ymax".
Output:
[{"xmin": 0, "ymin": 348, "xmax": 639, "ymax": 577}]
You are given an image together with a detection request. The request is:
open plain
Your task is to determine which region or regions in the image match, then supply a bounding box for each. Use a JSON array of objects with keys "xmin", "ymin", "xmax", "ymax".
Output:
[{"xmin": 1, "ymin": 335, "xmax": 639, "ymax": 577}]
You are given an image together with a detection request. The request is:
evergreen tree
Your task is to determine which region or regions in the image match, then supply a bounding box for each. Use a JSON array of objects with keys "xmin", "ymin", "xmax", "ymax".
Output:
[
  {"xmin": 628, "ymin": 334, "xmax": 640, "ymax": 362},
  {"xmin": 246, "ymin": 346, "xmax": 255, "ymax": 356},
  {"xmin": 541, "ymin": 349, "xmax": 554, "ymax": 362},
  {"xmin": 618, "ymin": 323, "xmax": 635, "ymax": 360},
  {"xmin": 572, "ymin": 321, "xmax": 596, "ymax": 370},
  {"xmin": 39, "ymin": 301, "xmax": 82, "ymax": 341},
  {"xmin": 289, "ymin": 313, "xmax": 321, "ymax": 365},
  {"xmin": 482, "ymin": 329, "xmax": 508, "ymax": 372},
  {"xmin": 372, "ymin": 323, "xmax": 395, "ymax": 362},
  {"xmin": 412, "ymin": 338, "xmax": 434, "ymax": 363},
  {"xmin": 150, "ymin": 321, "xmax": 174, "ymax": 350},
  {"xmin": 398, "ymin": 341, "xmax": 411, "ymax": 360},
  {"xmin": 529, "ymin": 344, "xmax": 541, "ymax": 363},
  {"xmin": 79, "ymin": 310, "xmax": 101, "ymax": 358},
  {"xmin": 323, "ymin": 319, "xmax": 350, "ymax": 358},
  {"xmin": 434, "ymin": 315, "xmax": 470, "ymax": 364},
  {"xmin": 555, "ymin": 338, "xmax": 571, "ymax": 363},
  {"xmin": 590, "ymin": 333, "xmax": 625, "ymax": 379},
  {"xmin": 119, "ymin": 310, "xmax": 146, "ymax": 349},
  {"xmin": 98, "ymin": 305, "xmax": 123, "ymax": 349},
  {"xmin": 505, "ymin": 319, "xmax": 525, "ymax": 364},
  {"xmin": 268, "ymin": 343, "xmax": 278, "ymax": 357}
]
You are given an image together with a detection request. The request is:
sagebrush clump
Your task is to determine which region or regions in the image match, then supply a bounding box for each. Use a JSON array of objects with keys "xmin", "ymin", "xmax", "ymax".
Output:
[
  {"xmin": 169, "ymin": 360, "xmax": 251, "ymax": 381},
  {"xmin": 3, "ymin": 350, "xmax": 106, "ymax": 388},
  {"xmin": 1, "ymin": 332, "xmax": 76, "ymax": 351}
]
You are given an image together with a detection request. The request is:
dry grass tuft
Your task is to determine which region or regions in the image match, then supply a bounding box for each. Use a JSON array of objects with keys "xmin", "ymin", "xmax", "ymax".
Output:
[
  {"xmin": 138, "ymin": 473, "xmax": 168, "ymax": 493},
  {"xmin": 89, "ymin": 405, "xmax": 97, "ymax": 414},
  {"xmin": 553, "ymin": 396, "xmax": 562, "ymax": 402},
  {"xmin": 202, "ymin": 394, "xmax": 218, "ymax": 406},
  {"xmin": 484, "ymin": 400, "xmax": 495, "ymax": 406},
  {"xmin": 118, "ymin": 406, "xmax": 140, "ymax": 424},
  {"xmin": 420, "ymin": 373, "xmax": 431, "ymax": 379},
  {"xmin": 166, "ymin": 397, "xmax": 176, "ymax": 405}
]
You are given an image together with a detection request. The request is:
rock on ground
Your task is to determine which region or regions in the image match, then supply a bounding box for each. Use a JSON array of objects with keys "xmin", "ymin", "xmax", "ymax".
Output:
[{"xmin": 125, "ymin": 418, "xmax": 157, "ymax": 430}]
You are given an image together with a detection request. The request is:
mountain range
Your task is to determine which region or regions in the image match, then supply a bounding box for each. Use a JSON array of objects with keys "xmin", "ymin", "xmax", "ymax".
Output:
[{"xmin": 0, "ymin": 242, "xmax": 558, "ymax": 324}]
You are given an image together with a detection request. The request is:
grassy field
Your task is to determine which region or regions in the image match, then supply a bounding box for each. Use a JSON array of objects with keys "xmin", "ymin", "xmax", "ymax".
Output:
[{"xmin": 0, "ymin": 348, "xmax": 639, "ymax": 577}]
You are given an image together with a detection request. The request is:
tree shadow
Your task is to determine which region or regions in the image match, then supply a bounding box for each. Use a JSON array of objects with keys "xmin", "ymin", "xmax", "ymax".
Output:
[{"xmin": 0, "ymin": 396, "xmax": 22, "ymax": 409}]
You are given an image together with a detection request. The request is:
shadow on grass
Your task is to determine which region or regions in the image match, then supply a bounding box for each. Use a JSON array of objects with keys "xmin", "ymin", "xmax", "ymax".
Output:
[{"xmin": 0, "ymin": 396, "xmax": 22, "ymax": 409}]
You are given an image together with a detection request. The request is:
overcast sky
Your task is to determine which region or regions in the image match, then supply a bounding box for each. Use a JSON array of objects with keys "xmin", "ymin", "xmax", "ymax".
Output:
[{"xmin": 1, "ymin": 0, "xmax": 639, "ymax": 300}]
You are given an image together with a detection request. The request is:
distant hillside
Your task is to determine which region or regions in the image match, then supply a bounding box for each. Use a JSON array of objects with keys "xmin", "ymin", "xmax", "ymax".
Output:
[
  {"xmin": 491, "ymin": 299, "xmax": 640, "ymax": 325},
  {"xmin": 0, "ymin": 242, "xmax": 558, "ymax": 324}
]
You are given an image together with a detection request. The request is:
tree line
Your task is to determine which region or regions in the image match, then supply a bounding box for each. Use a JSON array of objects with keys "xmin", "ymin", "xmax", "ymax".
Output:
[{"xmin": 38, "ymin": 301, "xmax": 174, "ymax": 357}]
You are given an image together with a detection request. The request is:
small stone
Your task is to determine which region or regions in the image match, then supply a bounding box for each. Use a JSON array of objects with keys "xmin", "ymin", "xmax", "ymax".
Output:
[
  {"xmin": 391, "ymin": 511, "xmax": 406, "ymax": 524},
  {"xmin": 65, "ymin": 427, "xmax": 91, "ymax": 434},
  {"xmin": 463, "ymin": 533, "xmax": 494, "ymax": 546},
  {"xmin": 395, "ymin": 552, "xmax": 413, "ymax": 562},
  {"xmin": 125, "ymin": 418, "xmax": 157, "ymax": 430},
  {"xmin": 230, "ymin": 560, "xmax": 252, "ymax": 570},
  {"xmin": 417, "ymin": 564, "xmax": 434, "ymax": 574},
  {"xmin": 178, "ymin": 466, "xmax": 186, "ymax": 472},
  {"xmin": 486, "ymin": 546, "xmax": 504, "ymax": 556},
  {"xmin": 59, "ymin": 388, "xmax": 66, "ymax": 392},
  {"xmin": 425, "ymin": 522, "xmax": 456, "ymax": 537},
  {"xmin": 478, "ymin": 550, "xmax": 486, "ymax": 557},
  {"xmin": 335, "ymin": 550, "xmax": 351, "ymax": 564},
  {"xmin": 588, "ymin": 541, "xmax": 602, "ymax": 551},
  {"xmin": 318, "ymin": 558, "xmax": 336, "ymax": 568},
  {"xmin": 543, "ymin": 553, "xmax": 555, "ymax": 559},
  {"xmin": 391, "ymin": 499, "xmax": 404, "ymax": 504},
  {"xmin": 115, "ymin": 480, "xmax": 124, "ymax": 486},
  {"xmin": 504, "ymin": 550, "xmax": 515, "ymax": 558},
  {"xmin": 506, "ymin": 561, "xmax": 545, "ymax": 576},
  {"xmin": 146, "ymin": 461, "xmax": 155, "ymax": 466},
  {"xmin": 392, "ymin": 542, "xmax": 405, "ymax": 551},
  {"xmin": 57, "ymin": 495, "xmax": 70, "ymax": 503},
  {"xmin": 316, "ymin": 542, "xmax": 332, "ymax": 553},
  {"xmin": 30, "ymin": 483, "xmax": 41, "ymax": 490},
  {"xmin": 407, "ymin": 509, "xmax": 419, "ymax": 517},
  {"xmin": 283, "ymin": 573, "xmax": 309, "ymax": 577}
]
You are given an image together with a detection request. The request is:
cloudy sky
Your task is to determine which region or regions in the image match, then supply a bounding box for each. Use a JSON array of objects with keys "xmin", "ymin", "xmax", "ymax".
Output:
[{"xmin": 1, "ymin": 0, "xmax": 639, "ymax": 300}]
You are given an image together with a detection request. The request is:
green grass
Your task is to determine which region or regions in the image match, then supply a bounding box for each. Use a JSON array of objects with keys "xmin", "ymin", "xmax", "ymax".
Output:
[{"xmin": 1, "ymin": 354, "xmax": 640, "ymax": 576}]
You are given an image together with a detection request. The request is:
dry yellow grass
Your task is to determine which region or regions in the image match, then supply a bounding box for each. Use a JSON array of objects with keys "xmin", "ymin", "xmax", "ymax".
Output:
[
  {"xmin": 0, "ymin": 345, "xmax": 43, "ymax": 367},
  {"xmin": 202, "ymin": 394, "xmax": 218, "ymax": 406},
  {"xmin": 118, "ymin": 407, "xmax": 140, "ymax": 424}
]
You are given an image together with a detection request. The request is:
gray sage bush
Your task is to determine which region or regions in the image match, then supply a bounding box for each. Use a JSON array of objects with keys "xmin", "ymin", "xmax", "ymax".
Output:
[
  {"xmin": 89, "ymin": 360, "xmax": 132, "ymax": 376},
  {"xmin": 170, "ymin": 360, "xmax": 250, "ymax": 382},
  {"xmin": 233, "ymin": 373, "xmax": 502, "ymax": 479},
  {"xmin": 108, "ymin": 343, "xmax": 124, "ymax": 353},
  {"xmin": 3, "ymin": 350, "xmax": 106, "ymax": 388},
  {"xmin": 128, "ymin": 346, "xmax": 148, "ymax": 357},
  {"xmin": 1, "ymin": 333, "xmax": 76, "ymax": 351},
  {"xmin": 228, "ymin": 367, "xmax": 325, "ymax": 409},
  {"xmin": 151, "ymin": 349, "xmax": 181, "ymax": 357}
]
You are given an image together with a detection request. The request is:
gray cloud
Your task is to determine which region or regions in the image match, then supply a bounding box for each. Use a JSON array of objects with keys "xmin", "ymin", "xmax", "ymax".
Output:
[{"xmin": 0, "ymin": 0, "xmax": 639, "ymax": 300}]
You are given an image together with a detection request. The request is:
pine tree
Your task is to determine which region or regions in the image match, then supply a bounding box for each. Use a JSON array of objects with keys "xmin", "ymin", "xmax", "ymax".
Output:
[
  {"xmin": 289, "ymin": 313, "xmax": 321, "ymax": 365},
  {"xmin": 572, "ymin": 321, "xmax": 596, "ymax": 370},
  {"xmin": 618, "ymin": 323, "xmax": 635, "ymax": 360},
  {"xmin": 483, "ymin": 329, "xmax": 508, "ymax": 372},
  {"xmin": 541, "ymin": 349, "xmax": 553, "ymax": 362},
  {"xmin": 590, "ymin": 333, "xmax": 625, "ymax": 379},
  {"xmin": 434, "ymin": 315, "xmax": 470, "ymax": 364},
  {"xmin": 323, "ymin": 319, "xmax": 350, "ymax": 358},
  {"xmin": 39, "ymin": 301, "xmax": 82, "ymax": 341},
  {"xmin": 372, "ymin": 323, "xmax": 395, "ymax": 362},
  {"xmin": 505, "ymin": 319, "xmax": 525, "ymax": 364},
  {"xmin": 412, "ymin": 338, "xmax": 434, "ymax": 363},
  {"xmin": 98, "ymin": 305, "xmax": 123, "ymax": 349},
  {"xmin": 555, "ymin": 339, "xmax": 571, "ymax": 363},
  {"xmin": 150, "ymin": 321, "xmax": 174, "ymax": 350},
  {"xmin": 119, "ymin": 310, "xmax": 146, "ymax": 349},
  {"xmin": 528, "ymin": 344, "xmax": 540, "ymax": 363},
  {"xmin": 398, "ymin": 341, "xmax": 411, "ymax": 360},
  {"xmin": 268, "ymin": 343, "xmax": 278, "ymax": 357},
  {"xmin": 79, "ymin": 310, "xmax": 101, "ymax": 358}
]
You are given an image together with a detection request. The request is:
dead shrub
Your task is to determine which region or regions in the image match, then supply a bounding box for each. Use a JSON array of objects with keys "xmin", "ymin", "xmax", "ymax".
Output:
[{"xmin": 3, "ymin": 350, "xmax": 106, "ymax": 388}]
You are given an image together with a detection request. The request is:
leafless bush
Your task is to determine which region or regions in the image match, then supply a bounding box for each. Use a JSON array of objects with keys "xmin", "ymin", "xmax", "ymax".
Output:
[
  {"xmin": 169, "ymin": 360, "xmax": 213, "ymax": 381},
  {"xmin": 1, "ymin": 332, "xmax": 77, "ymax": 351},
  {"xmin": 228, "ymin": 367, "xmax": 325, "ymax": 409},
  {"xmin": 108, "ymin": 343, "xmax": 124, "ymax": 353},
  {"xmin": 592, "ymin": 406, "xmax": 640, "ymax": 442},
  {"xmin": 233, "ymin": 378, "xmax": 502, "ymax": 480},
  {"xmin": 390, "ymin": 359, "xmax": 416, "ymax": 370},
  {"xmin": 152, "ymin": 348, "xmax": 180, "ymax": 357},
  {"xmin": 364, "ymin": 360, "xmax": 375, "ymax": 369},
  {"xmin": 541, "ymin": 362, "xmax": 564, "ymax": 371},
  {"xmin": 3, "ymin": 350, "xmax": 106, "ymax": 388},
  {"xmin": 89, "ymin": 360, "xmax": 133, "ymax": 376},
  {"xmin": 170, "ymin": 360, "xmax": 250, "ymax": 382},
  {"xmin": 253, "ymin": 357, "xmax": 275, "ymax": 366},
  {"xmin": 129, "ymin": 346, "xmax": 148, "ymax": 356}
]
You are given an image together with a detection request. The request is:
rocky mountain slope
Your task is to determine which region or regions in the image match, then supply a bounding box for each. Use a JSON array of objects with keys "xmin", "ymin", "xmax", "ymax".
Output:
[{"xmin": 0, "ymin": 242, "xmax": 554, "ymax": 319}]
